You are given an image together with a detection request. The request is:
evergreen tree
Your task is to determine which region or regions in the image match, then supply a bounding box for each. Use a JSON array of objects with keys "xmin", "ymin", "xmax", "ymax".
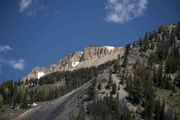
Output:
[
  {"xmin": 11, "ymin": 85, "xmax": 18, "ymax": 106},
  {"xmin": 111, "ymin": 83, "xmax": 117, "ymax": 95},
  {"xmin": 106, "ymin": 71, "xmax": 113, "ymax": 89},
  {"xmin": 122, "ymin": 57, "xmax": 128, "ymax": 69},
  {"xmin": 0, "ymin": 94, "xmax": 3, "ymax": 107},
  {"xmin": 165, "ymin": 47, "xmax": 180, "ymax": 74},
  {"xmin": 98, "ymin": 83, "xmax": 102, "ymax": 90},
  {"xmin": 174, "ymin": 111, "xmax": 178, "ymax": 120},
  {"xmin": 160, "ymin": 99, "xmax": 165, "ymax": 120},
  {"xmin": 177, "ymin": 22, "xmax": 180, "ymax": 40},
  {"xmin": 130, "ymin": 75, "xmax": 143, "ymax": 104},
  {"xmin": 125, "ymin": 44, "xmax": 131, "ymax": 55},
  {"xmin": 174, "ymin": 74, "xmax": 180, "ymax": 88},
  {"xmin": 77, "ymin": 104, "xmax": 85, "ymax": 120},
  {"xmin": 154, "ymin": 99, "xmax": 161, "ymax": 120},
  {"xmin": 87, "ymin": 85, "xmax": 95, "ymax": 100},
  {"xmin": 157, "ymin": 64, "xmax": 163, "ymax": 87},
  {"xmin": 113, "ymin": 61, "xmax": 121, "ymax": 73},
  {"xmin": 21, "ymin": 92, "xmax": 28, "ymax": 108},
  {"xmin": 126, "ymin": 75, "xmax": 132, "ymax": 92}
]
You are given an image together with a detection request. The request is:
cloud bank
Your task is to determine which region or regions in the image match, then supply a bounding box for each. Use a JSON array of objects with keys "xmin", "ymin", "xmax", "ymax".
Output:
[
  {"xmin": 0, "ymin": 45, "xmax": 26, "ymax": 72},
  {"xmin": 105, "ymin": 0, "xmax": 148, "ymax": 23},
  {"xmin": 0, "ymin": 45, "xmax": 12, "ymax": 53},
  {"xmin": 19, "ymin": 0, "xmax": 33, "ymax": 13},
  {"xmin": 19, "ymin": 0, "xmax": 46, "ymax": 16},
  {"xmin": 7, "ymin": 59, "xmax": 25, "ymax": 70}
]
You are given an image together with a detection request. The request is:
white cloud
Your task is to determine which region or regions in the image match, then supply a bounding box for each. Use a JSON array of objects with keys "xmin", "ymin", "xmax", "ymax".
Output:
[
  {"xmin": 19, "ymin": 0, "xmax": 33, "ymax": 13},
  {"xmin": 8, "ymin": 59, "xmax": 26, "ymax": 70},
  {"xmin": 0, "ymin": 45, "xmax": 26, "ymax": 72},
  {"xmin": 19, "ymin": 0, "xmax": 47, "ymax": 17},
  {"xmin": 105, "ymin": 0, "xmax": 148, "ymax": 23},
  {"xmin": 0, "ymin": 45, "xmax": 12, "ymax": 53}
]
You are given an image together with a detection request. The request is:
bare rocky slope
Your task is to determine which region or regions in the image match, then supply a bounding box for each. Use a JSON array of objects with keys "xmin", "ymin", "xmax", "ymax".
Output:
[{"xmin": 22, "ymin": 46, "xmax": 124, "ymax": 82}]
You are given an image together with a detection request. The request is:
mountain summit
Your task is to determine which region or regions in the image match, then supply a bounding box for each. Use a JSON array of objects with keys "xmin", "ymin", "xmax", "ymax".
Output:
[{"xmin": 22, "ymin": 46, "xmax": 124, "ymax": 81}]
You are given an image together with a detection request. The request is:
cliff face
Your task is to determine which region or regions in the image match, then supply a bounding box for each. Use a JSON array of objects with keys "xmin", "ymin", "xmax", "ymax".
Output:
[
  {"xmin": 82, "ymin": 46, "xmax": 114, "ymax": 60},
  {"xmin": 21, "ymin": 46, "xmax": 124, "ymax": 82}
]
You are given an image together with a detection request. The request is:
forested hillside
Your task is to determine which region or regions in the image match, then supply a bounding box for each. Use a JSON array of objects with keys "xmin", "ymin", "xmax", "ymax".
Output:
[{"xmin": 75, "ymin": 23, "xmax": 180, "ymax": 120}]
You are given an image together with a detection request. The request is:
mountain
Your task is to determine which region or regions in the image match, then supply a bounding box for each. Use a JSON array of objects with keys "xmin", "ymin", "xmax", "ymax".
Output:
[
  {"xmin": 22, "ymin": 46, "xmax": 124, "ymax": 81},
  {"xmin": 1, "ymin": 22, "xmax": 180, "ymax": 120}
]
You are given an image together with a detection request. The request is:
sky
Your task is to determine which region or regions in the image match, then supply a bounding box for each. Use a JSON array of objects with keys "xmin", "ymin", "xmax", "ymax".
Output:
[{"xmin": 0, "ymin": 0, "xmax": 180, "ymax": 83}]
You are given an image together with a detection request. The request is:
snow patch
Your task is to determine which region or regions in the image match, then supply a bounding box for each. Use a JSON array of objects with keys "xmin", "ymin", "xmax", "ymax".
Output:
[
  {"xmin": 104, "ymin": 46, "xmax": 115, "ymax": 51},
  {"xmin": 72, "ymin": 61, "xmax": 80, "ymax": 67},
  {"xmin": 78, "ymin": 51, "xmax": 83, "ymax": 54},
  {"xmin": 37, "ymin": 72, "xmax": 45, "ymax": 79}
]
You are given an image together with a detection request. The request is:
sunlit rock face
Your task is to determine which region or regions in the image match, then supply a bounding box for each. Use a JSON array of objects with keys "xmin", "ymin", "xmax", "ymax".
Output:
[
  {"xmin": 82, "ymin": 46, "xmax": 116, "ymax": 61},
  {"xmin": 21, "ymin": 46, "xmax": 124, "ymax": 82}
]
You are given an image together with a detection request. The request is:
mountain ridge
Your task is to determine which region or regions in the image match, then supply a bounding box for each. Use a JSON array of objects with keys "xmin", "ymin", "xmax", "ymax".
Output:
[
  {"xmin": 22, "ymin": 46, "xmax": 124, "ymax": 82},
  {"xmin": 21, "ymin": 23, "xmax": 179, "ymax": 82}
]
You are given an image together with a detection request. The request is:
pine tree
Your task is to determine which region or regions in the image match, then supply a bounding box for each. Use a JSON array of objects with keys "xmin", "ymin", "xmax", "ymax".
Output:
[
  {"xmin": 98, "ymin": 83, "xmax": 102, "ymax": 90},
  {"xmin": 165, "ymin": 46, "xmax": 180, "ymax": 74},
  {"xmin": 174, "ymin": 111, "xmax": 178, "ymax": 120},
  {"xmin": 87, "ymin": 85, "xmax": 95, "ymax": 100},
  {"xmin": 154, "ymin": 99, "xmax": 161, "ymax": 120},
  {"xmin": 122, "ymin": 56, "xmax": 128, "ymax": 68},
  {"xmin": 177, "ymin": 22, "xmax": 180, "ymax": 40},
  {"xmin": 77, "ymin": 104, "xmax": 85, "ymax": 120},
  {"xmin": 130, "ymin": 76, "xmax": 143, "ymax": 104},
  {"xmin": 21, "ymin": 92, "xmax": 28, "ymax": 108},
  {"xmin": 0, "ymin": 94, "xmax": 3, "ymax": 107},
  {"xmin": 143, "ymin": 77, "xmax": 155, "ymax": 120},
  {"xmin": 125, "ymin": 44, "xmax": 131, "ymax": 55},
  {"xmin": 174, "ymin": 74, "xmax": 180, "ymax": 88},
  {"xmin": 157, "ymin": 63, "xmax": 163, "ymax": 87},
  {"xmin": 126, "ymin": 75, "xmax": 132, "ymax": 92},
  {"xmin": 160, "ymin": 99, "xmax": 165, "ymax": 120},
  {"xmin": 111, "ymin": 83, "xmax": 117, "ymax": 94},
  {"xmin": 106, "ymin": 71, "xmax": 113, "ymax": 89}
]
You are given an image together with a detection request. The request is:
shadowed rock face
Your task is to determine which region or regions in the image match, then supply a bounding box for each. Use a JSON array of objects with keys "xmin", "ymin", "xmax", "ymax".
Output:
[{"xmin": 21, "ymin": 46, "xmax": 124, "ymax": 82}]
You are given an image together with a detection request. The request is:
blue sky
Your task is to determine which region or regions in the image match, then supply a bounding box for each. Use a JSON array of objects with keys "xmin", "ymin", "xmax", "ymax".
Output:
[{"xmin": 0, "ymin": 0, "xmax": 180, "ymax": 82}]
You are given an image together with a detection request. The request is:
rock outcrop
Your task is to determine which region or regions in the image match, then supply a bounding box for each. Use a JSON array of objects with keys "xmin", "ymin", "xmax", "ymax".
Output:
[{"xmin": 21, "ymin": 46, "xmax": 124, "ymax": 82}]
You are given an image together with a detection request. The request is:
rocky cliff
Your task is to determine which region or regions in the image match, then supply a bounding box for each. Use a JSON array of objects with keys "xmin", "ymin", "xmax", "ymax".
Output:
[{"xmin": 21, "ymin": 46, "xmax": 124, "ymax": 82}]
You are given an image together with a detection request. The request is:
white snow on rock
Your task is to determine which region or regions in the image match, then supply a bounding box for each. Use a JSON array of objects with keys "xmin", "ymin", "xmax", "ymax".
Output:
[
  {"xmin": 72, "ymin": 61, "xmax": 80, "ymax": 67},
  {"xmin": 78, "ymin": 51, "xmax": 83, "ymax": 54},
  {"xmin": 37, "ymin": 72, "xmax": 45, "ymax": 79},
  {"xmin": 104, "ymin": 46, "xmax": 115, "ymax": 51}
]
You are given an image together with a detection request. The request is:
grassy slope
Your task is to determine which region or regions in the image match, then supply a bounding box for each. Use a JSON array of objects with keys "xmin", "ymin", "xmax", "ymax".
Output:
[
  {"xmin": 157, "ymin": 89, "xmax": 180, "ymax": 119},
  {"xmin": 0, "ymin": 105, "xmax": 28, "ymax": 120},
  {"xmin": 166, "ymin": 92, "xmax": 180, "ymax": 119}
]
